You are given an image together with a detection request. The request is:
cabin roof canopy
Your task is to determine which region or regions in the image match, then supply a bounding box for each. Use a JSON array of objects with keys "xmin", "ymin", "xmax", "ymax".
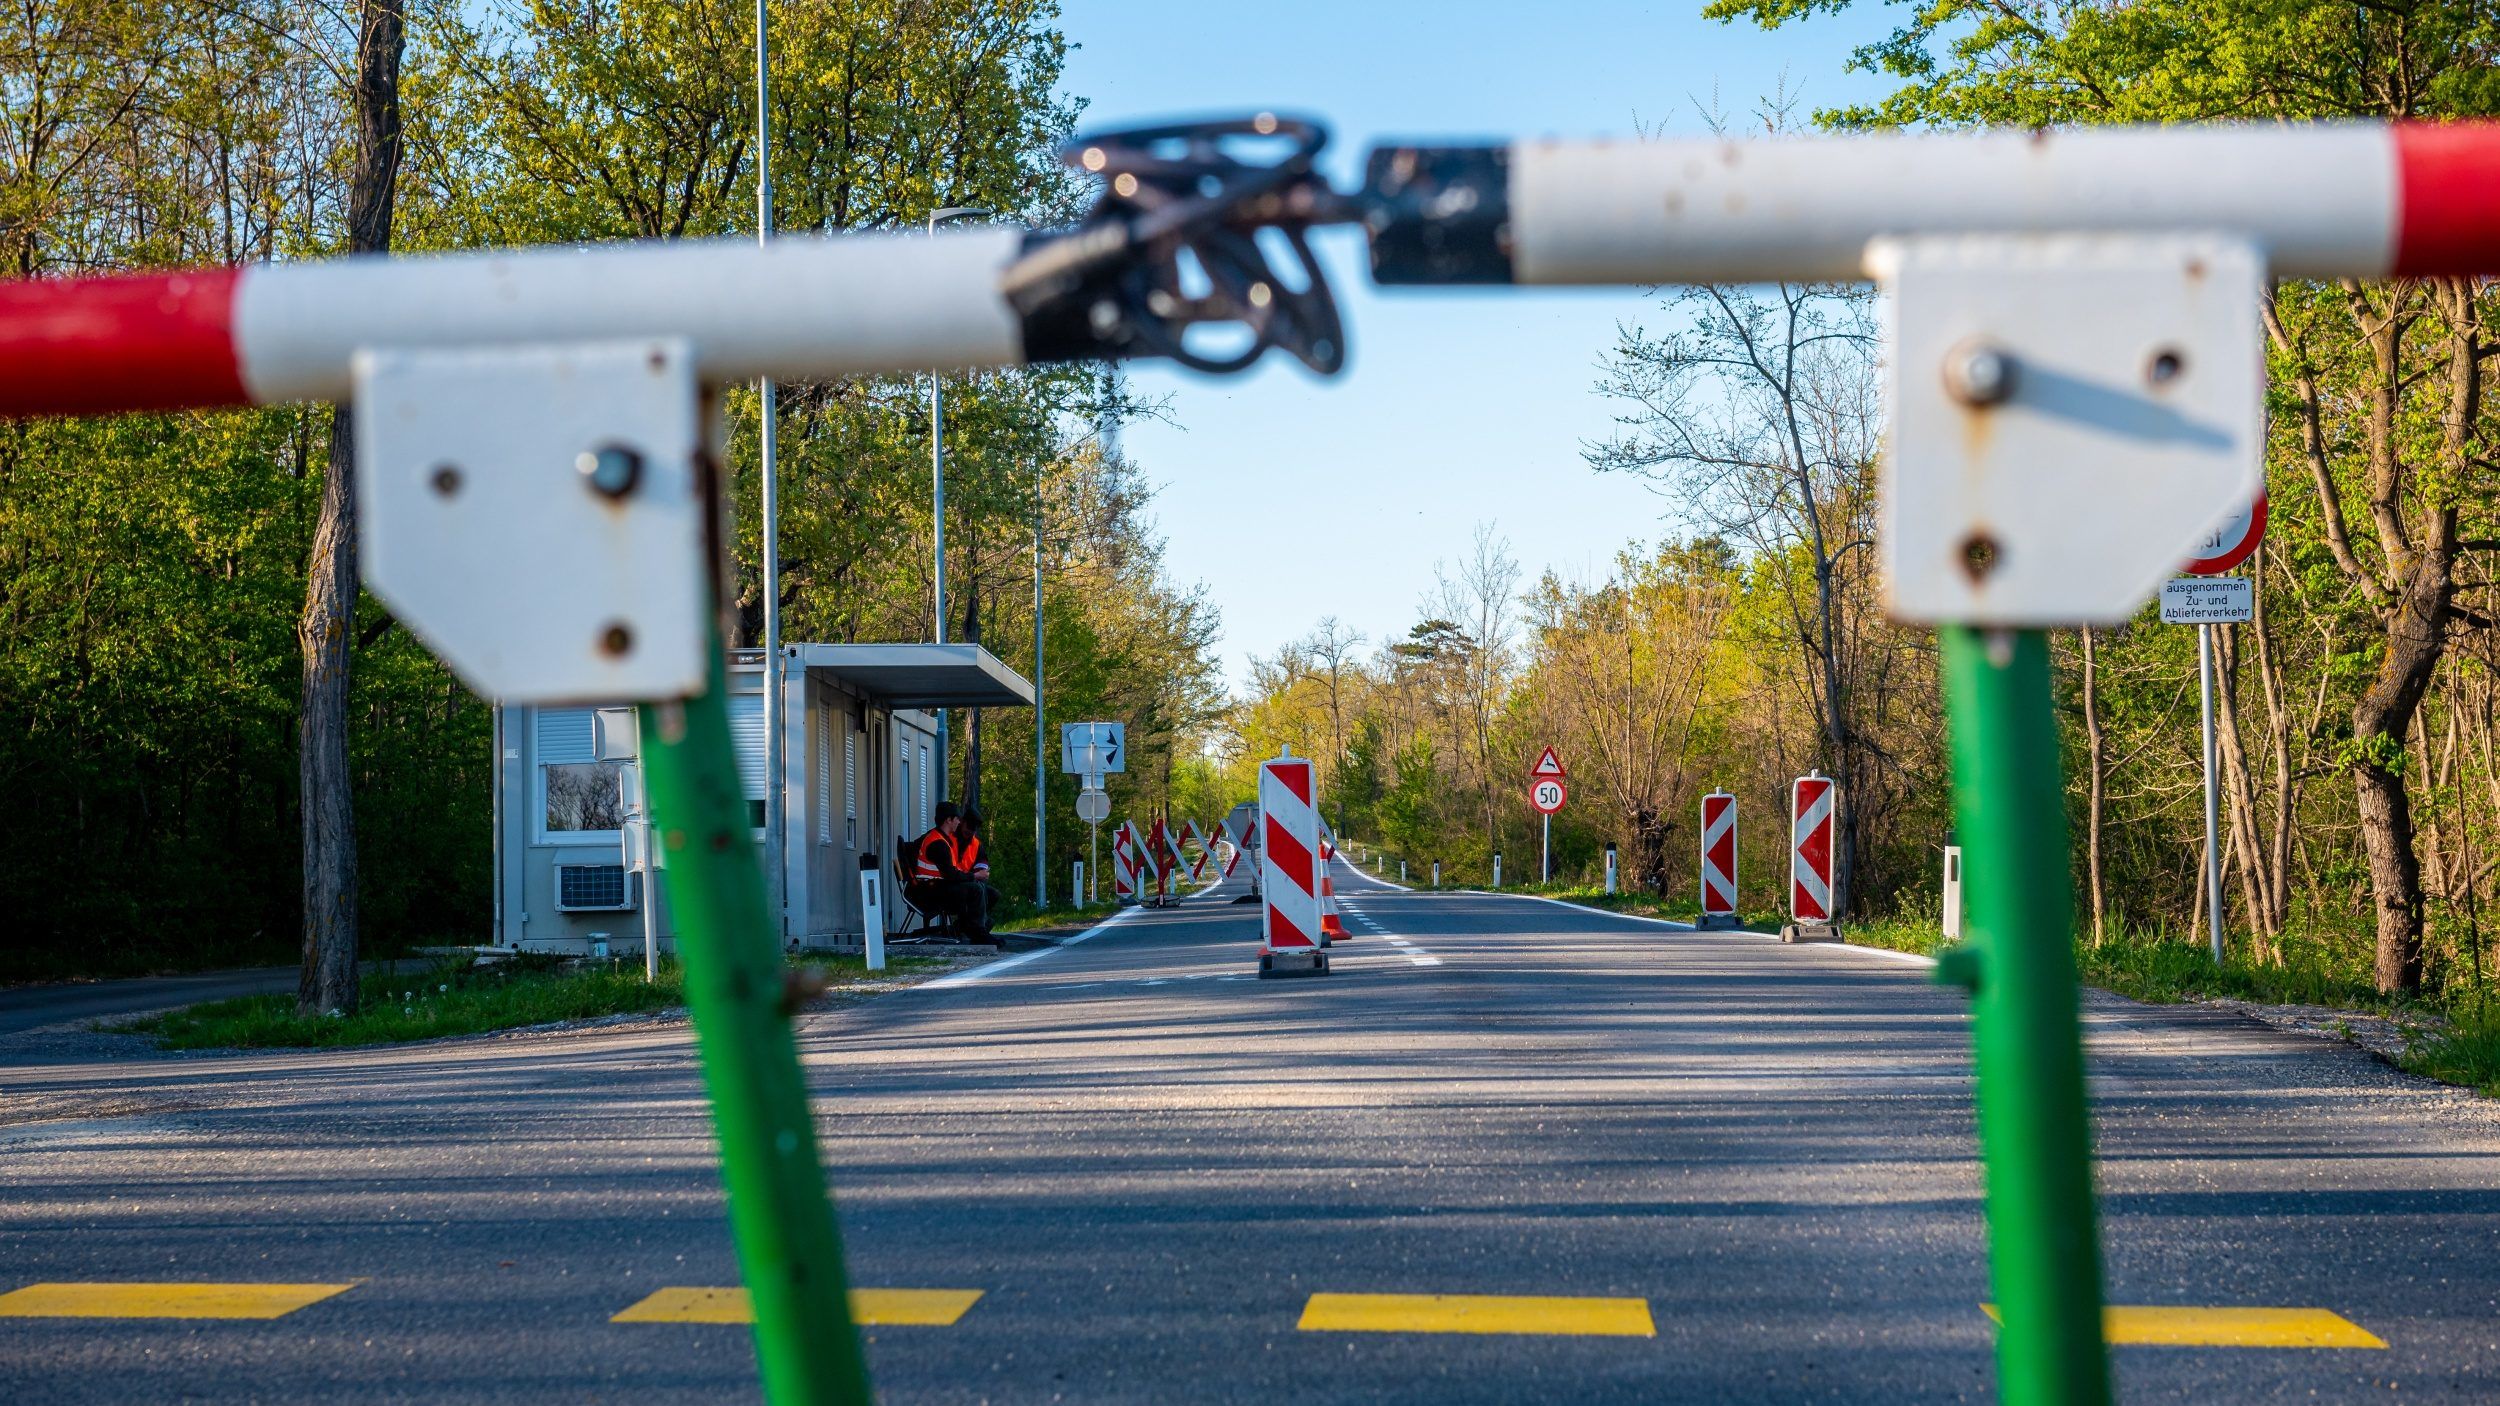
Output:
[{"xmin": 772, "ymin": 642, "xmax": 1034, "ymax": 710}]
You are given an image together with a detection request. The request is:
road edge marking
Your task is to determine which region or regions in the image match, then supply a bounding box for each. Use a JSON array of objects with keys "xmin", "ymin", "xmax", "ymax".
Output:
[
  {"xmin": 919, "ymin": 906, "xmax": 1142, "ymax": 990},
  {"xmin": 1461, "ymin": 889, "xmax": 1941, "ymax": 967}
]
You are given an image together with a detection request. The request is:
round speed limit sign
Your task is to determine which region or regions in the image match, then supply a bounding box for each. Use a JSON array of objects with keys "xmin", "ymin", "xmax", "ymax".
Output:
[{"xmin": 1529, "ymin": 777, "xmax": 1568, "ymax": 815}]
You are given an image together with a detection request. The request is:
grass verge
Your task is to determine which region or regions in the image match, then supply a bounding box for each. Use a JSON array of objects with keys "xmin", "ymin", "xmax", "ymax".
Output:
[{"xmin": 118, "ymin": 950, "xmax": 940, "ymax": 1051}]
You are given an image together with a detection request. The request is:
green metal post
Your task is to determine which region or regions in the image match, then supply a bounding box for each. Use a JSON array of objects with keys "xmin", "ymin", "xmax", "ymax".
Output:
[
  {"xmin": 1934, "ymin": 626, "xmax": 2110, "ymax": 1406},
  {"xmin": 638, "ymin": 638, "xmax": 872, "ymax": 1406}
]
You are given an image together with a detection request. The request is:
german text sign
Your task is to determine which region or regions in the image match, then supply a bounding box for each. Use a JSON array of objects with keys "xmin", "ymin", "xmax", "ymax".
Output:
[{"xmin": 2159, "ymin": 577, "xmax": 2253, "ymax": 625}]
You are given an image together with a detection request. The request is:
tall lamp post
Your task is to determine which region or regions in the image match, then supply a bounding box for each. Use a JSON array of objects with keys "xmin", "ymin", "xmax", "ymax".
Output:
[
  {"xmin": 1032, "ymin": 457, "xmax": 1046, "ymax": 906},
  {"xmin": 755, "ymin": 0, "xmax": 785, "ymax": 939},
  {"xmin": 927, "ymin": 205, "xmax": 993, "ymax": 805}
]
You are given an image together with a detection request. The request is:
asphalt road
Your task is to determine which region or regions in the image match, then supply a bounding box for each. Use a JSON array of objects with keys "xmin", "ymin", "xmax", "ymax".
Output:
[
  {"xmin": 3, "ymin": 859, "xmax": 2497, "ymax": 1402},
  {"xmin": 0, "ymin": 966, "xmax": 301, "ymax": 1037}
]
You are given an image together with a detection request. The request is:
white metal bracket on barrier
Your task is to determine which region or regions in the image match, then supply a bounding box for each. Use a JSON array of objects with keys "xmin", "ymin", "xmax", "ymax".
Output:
[
  {"xmin": 353, "ymin": 338, "xmax": 711, "ymax": 702},
  {"xmin": 1875, "ymin": 234, "xmax": 2264, "ymax": 625}
]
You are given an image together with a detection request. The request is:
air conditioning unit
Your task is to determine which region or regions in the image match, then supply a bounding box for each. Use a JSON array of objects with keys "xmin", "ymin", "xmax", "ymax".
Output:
[{"xmin": 555, "ymin": 863, "xmax": 639, "ymax": 912}]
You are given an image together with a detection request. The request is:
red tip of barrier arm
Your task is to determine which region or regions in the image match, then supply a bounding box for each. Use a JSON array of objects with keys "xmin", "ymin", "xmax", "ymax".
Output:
[
  {"xmin": 0, "ymin": 267, "xmax": 248, "ymax": 418},
  {"xmin": 2394, "ymin": 122, "xmax": 2500, "ymax": 277}
]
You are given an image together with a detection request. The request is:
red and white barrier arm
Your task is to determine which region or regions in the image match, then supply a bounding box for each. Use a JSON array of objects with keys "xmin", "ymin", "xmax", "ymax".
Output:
[
  {"xmin": 0, "ymin": 227, "xmax": 1030, "ymax": 418},
  {"xmin": 1366, "ymin": 121, "xmax": 2500, "ymax": 286}
]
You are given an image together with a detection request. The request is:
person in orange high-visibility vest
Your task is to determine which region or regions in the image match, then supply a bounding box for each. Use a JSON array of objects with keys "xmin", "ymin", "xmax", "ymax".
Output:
[
  {"xmin": 906, "ymin": 801, "xmax": 991, "ymax": 940},
  {"xmin": 957, "ymin": 808, "xmax": 1004, "ymax": 933}
]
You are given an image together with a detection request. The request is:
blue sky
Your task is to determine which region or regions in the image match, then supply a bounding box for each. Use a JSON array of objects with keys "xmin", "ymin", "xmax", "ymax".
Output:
[{"xmin": 1054, "ymin": 0, "xmax": 1898, "ymax": 684}]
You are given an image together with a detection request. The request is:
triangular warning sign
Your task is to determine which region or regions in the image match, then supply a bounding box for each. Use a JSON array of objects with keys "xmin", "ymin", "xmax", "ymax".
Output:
[{"xmin": 1532, "ymin": 746, "xmax": 1567, "ymax": 778}]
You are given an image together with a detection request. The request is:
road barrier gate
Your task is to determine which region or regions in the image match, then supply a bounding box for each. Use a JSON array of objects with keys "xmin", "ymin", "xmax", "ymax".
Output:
[{"xmin": 11, "ymin": 110, "xmax": 2500, "ymax": 1405}]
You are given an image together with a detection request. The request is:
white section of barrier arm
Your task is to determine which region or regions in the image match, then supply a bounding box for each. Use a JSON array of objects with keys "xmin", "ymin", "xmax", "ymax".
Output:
[
  {"xmin": 1506, "ymin": 125, "xmax": 2396, "ymax": 284},
  {"xmin": 247, "ymin": 227, "xmax": 1027, "ymax": 403},
  {"xmin": 1365, "ymin": 122, "xmax": 2500, "ymax": 286}
]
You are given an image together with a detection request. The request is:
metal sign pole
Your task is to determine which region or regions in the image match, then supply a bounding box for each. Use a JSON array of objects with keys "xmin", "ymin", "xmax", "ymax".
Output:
[
  {"xmin": 2198, "ymin": 620, "xmax": 2224, "ymax": 964},
  {"xmin": 1541, "ymin": 813, "xmax": 1550, "ymax": 884},
  {"xmin": 1935, "ymin": 627, "xmax": 2109, "ymax": 1406}
]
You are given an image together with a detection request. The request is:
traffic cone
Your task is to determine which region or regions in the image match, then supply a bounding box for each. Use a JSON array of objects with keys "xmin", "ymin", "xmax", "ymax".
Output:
[{"xmin": 1319, "ymin": 842, "xmax": 1351, "ymax": 942}]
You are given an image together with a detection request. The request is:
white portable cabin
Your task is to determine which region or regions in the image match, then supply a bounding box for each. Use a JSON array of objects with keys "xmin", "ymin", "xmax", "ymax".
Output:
[{"xmin": 490, "ymin": 642, "xmax": 1033, "ymax": 955}]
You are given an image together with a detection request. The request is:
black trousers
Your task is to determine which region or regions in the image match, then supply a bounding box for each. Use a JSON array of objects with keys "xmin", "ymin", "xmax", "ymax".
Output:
[{"xmin": 908, "ymin": 879, "xmax": 993, "ymax": 935}]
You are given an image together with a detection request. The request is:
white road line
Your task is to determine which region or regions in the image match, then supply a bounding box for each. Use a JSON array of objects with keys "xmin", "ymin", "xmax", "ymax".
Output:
[
  {"xmin": 918, "ymin": 906, "xmax": 1143, "ymax": 989},
  {"xmin": 1455, "ymin": 889, "xmax": 1940, "ymax": 968}
]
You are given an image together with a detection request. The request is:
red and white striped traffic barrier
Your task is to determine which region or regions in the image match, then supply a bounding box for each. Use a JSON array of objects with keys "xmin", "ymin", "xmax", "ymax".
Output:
[
  {"xmin": 1218, "ymin": 817, "xmax": 1251, "ymax": 879},
  {"xmin": 1161, "ymin": 817, "xmax": 1193, "ymax": 892},
  {"xmin": 1783, "ymin": 773, "xmax": 1841, "ymax": 943},
  {"xmin": 1256, "ymin": 756, "xmax": 1327, "ymax": 977},
  {"xmin": 1147, "ymin": 816, "xmax": 1181, "ymax": 907},
  {"xmin": 1112, "ymin": 820, "xmax": 1141, "ymax": 905},
  {"xmin": 1698, "ymin": 790, "xmax": 1739, "ymax": 931},
  {"xmin": 1179, "ymin": 820, "xmax": 1211, "ymax": 881}
]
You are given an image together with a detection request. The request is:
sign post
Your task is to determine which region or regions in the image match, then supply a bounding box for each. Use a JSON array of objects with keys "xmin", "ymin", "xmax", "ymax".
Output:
[
  {"xmin": 1530, "ymin": 747, "xmax": 1567, "ymax": 883},
  {"xmin": 2170, "ymin": 495, "xmax": 2266, "ymax": 966}
]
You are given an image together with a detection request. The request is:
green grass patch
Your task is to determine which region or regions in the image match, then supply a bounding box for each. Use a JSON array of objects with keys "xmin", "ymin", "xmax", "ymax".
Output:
[
  {"xmin": 120, "ymin": 949, "xmax": 940, "ymax": 1051},
  {"xmin": 118, "ymin": 953, "xmax": 684, "ymax": 1049},
  {"xmin": 996, "ymin": 899, "xmax": 1122, "ymax": 933},
  {"xmin": 2401, "ymin": 1005, "xmax": 2500, "ymax": 1096}
]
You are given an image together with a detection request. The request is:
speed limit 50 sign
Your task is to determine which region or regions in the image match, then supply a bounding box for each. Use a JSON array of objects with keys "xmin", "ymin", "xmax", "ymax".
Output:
[{"xmin": 1530, "ymin": 777, "xmax": 1568, "ymax": 815}]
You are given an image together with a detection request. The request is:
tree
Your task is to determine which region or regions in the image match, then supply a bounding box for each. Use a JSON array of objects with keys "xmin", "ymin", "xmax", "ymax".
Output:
[
  {"xmin": 1587, "ymin": 265, "xmax": 1882, "ymax": 915},
  {"xmin": 297, "ymin": 0, "xmax": 405, "ymax": 1017}
]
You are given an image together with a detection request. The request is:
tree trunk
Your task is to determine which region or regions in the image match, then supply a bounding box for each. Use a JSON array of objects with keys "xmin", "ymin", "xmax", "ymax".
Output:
[
  {"xmin": 2352, "ymin": 560, "xmax": 2451, "ymax": 994},
  {"xmin": 296, "ymin": 0, "xmax": 405, "ymax": 1018}
]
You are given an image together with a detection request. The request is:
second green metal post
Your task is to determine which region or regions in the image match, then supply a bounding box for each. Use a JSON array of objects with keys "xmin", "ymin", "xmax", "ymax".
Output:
[
  {"xmin": 638, "ymin": 640, "xmax": 872, "ymax": 1406},
  {"xmin": 1936, "ymin": 626, "xmax": 2111, "ymax": 1406}
]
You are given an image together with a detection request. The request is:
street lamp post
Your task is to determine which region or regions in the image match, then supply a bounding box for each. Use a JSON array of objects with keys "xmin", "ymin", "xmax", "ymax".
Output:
[
  {"xmin": 927, "ymin": 205, "xmax": 993, "ymax": 806},
  {"xmin": 755, "ymin": 0, "xmax": 786, "ymax": 941},
  {"xmin": 1032, "ymin": 458, "xmax": 1045, "ymax": 905}
]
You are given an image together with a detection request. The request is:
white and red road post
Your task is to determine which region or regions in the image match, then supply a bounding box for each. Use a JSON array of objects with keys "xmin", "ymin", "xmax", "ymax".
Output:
[
  {"xmin": 1256, "ymin": 755, "xmax": 1327, "ymax": 978},
  {"xmin": 1698, "ymin": 790, "xmax": 1739, "ymax": 931},
  {"xmin": 1782, "ymin": 774, "xmax": 1840, "ymax": 944}
]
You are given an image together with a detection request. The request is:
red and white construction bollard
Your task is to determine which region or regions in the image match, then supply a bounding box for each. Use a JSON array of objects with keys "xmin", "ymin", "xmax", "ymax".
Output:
[
  {"xmin": 1698, "ymin": 790, "xmax": 1740, "ymax": 931},
  {"xmin": 1256, "ymin": 756, "xmax": 1327, "ymax": 978},
  {"xmin": 1782, "ymin": 772, "xmax": 1841, "ymax": 943}
]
